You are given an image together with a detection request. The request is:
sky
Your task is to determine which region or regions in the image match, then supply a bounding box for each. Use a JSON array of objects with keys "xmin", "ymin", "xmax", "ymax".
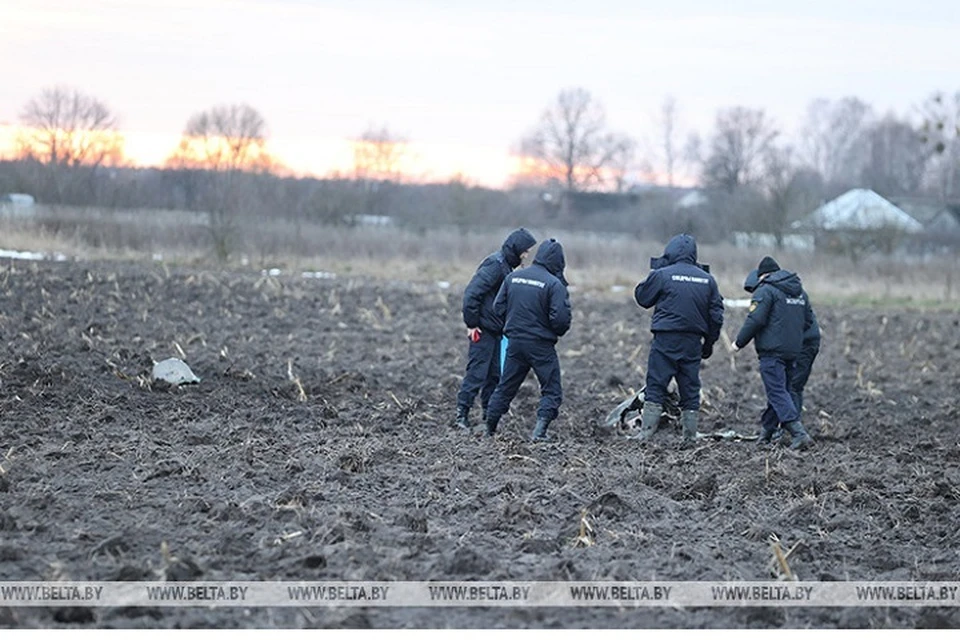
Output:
[{"xmin": 1, "ymin": 0, "xmax": 959, "ymax": 187}]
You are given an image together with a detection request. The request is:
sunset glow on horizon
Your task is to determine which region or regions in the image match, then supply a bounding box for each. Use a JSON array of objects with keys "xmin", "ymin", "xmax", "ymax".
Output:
[{"xmin": 0, "ymin": 122, "xmax": 532, "ymax": 188}]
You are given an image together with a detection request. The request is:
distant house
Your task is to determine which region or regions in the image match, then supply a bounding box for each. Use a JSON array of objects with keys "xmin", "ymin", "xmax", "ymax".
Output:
[
  {"xmin": 0, "ymin": 193, "xmax": 36, "ymax": 217},
  {"xmin": 732, "ymin": 231, "xmax": 815, "ymax": 252},
  {"xmin": 675, "ymin": 190, "xmax": 708, "ymax": 210},
  {"xmin": 794, "ymin": 189, "xmax": 923, "ymax": 257},
  {"xmin": 796, "ymin": 189, "xmax": 923, "ymax": 233},
  {"xmin": 925, "ymin": 204, "xmax": 960, "ymax": 237},
  {"xmin": 889, "ymin": 195, "xmax": 960, "ymax": 238}
]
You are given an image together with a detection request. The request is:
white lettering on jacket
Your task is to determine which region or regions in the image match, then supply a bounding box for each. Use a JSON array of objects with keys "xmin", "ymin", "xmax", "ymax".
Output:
[
  {"xmin": 785, "ymin": 297, "xmax": 805, "ymax": 305},
  {"xmin": 671, "ymin": 275, "xmax": 710, "ymax": 284},
  {"xmin": 513, "ymin": 277, "xmax": 546, "ymax": 288}
]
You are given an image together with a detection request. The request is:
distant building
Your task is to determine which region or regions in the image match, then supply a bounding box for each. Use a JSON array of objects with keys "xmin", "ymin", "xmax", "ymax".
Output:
[
  {"xmin": 732, "ymin": 232, "xmax": 815, "ymax": 252},
  {"xmin": 794, "ymin": 189, "xmax": 924, "ymax": 257},
  {"xmin": 797, "ymin": 189, "xmax": 923, "ymax": 233},
  {"xmin": 0, "ymin": 193, "xmax": 36, "ymax": 217},
  {"xmin": 889, "ymin": 195, "xmax": 960, "ymax": 238}
]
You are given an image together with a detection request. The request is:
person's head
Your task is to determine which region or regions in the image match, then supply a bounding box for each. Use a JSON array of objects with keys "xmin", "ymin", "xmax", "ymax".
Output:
[
  {"xmin": 651, "ymin": 234, "xmax": 697, "ymax": 269},
  {"xmin": 534, "ymin": 238, "xmax": 568, "ymax": 285},
  {"xmin": 502, "ymin": 228, "xmax": 537, "ymax": 268},
  {"xmin": 757, "ymin": 256, "xmax": 780, "ymax": 280}
]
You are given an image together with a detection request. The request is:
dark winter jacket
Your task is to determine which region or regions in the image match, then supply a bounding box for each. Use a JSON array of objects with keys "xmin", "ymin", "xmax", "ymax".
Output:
[
  {"xmin": 494, "ymin": 239, "xmax": 571, "ymax": 343},
  {"xmin": 461, "ymin": 228, "xmax": 536, "ymax": 334},
  {"xmin": 735, "ymin": 269, "xmax": 815, "ymax": 359},
  {"xmin": 635, "ymin": 234, "xmax": 724, "ymax": 346},
  {"xmin": 802, "ymin": 304, "xmax": 821, "ymax": 357},
  {"xmin": 745, "ymin": 267, "xmax": 821, "ymax": 354}
]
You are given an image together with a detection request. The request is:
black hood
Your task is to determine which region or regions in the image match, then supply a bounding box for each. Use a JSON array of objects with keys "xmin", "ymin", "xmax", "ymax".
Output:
[
  {"xmin": 762, "ymin": 269, "xmax": 803, "ymax": 297},
  {"xmin": 743, "ymin": 268, "xmax": 760, "ymax": 293},
  {"xmin": 533, "ymin": 238, "xmax": 568, "ymax": 285},
  {"xmin": 501, "ymin": 228, "xmax": 537, "ymax": 268},
  {"xmin": 650, "ymin": 234, "xmax": 705, "ymax": 270}
]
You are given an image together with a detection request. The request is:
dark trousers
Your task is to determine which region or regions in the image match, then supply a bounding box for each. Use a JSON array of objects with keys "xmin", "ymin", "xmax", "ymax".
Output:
[
  {"xmin": 456, "ymin": 330, "xmax": 501, "ymax": 413},
  {"xmin": 791, "ymin": 345, "xmax": 819, "ymax": 414},
  {"xmin": 758, "ymin": 356, "xmax": 799, "ymax": 432},
  {"xmin": 761, "ymin": 348, "xmax": 818, "ymax": 432},
  {"xmin": 644, "ymin": 332, "xmax": 703, "ymax": 411},
  {"xmin": 486, "ymin": 338, "xmax": 562, "ymax": 422}
]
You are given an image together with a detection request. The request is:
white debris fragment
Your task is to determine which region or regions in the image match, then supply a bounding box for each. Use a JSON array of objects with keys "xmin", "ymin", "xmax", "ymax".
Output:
[
  {"xmin": 151, "ymin": 358, "xmax": 200, "ymax": 386},
  {"xmin": 302, "ymin": 271, "xmax": 337, "ymax": 279},
  {"xmin": 260, "ymin": 268, "xmax": 282, "ymax": 277},
  {"xmin": 0, "ymin": 248, "xmax": 68, "ymax": 262},
  {"xmin": 436, "ymin": 281, "xmax": 451, "ymax": 289}
]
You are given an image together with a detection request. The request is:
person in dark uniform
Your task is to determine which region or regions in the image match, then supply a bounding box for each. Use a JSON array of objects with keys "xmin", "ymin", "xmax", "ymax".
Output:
[
  {"xmin": 484, "ymin": 238, "xmax": 571, "ymax": 442},
  {"xmin": 733, "ymin": 256, "xmax": 815, "ymax": 450},
  {"xmin": 743, "ymin": 267, "xmax": 821, "ymax": 444},
  {"xmin": 455, "ymin": 228, "xmax": 537, "ymax": 431},
  {"xmin": 628, "ymin": 234, "xmax": 724, "ymax": 446}
]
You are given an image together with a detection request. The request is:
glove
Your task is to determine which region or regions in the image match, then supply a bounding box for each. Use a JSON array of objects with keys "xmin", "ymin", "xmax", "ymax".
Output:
[
  {"xmin": 701, "ymin": 342, "xmax": 713, "ymax": 360},
  {"xmin": 467, "ymin": 327, "xmax": 482, "ymax": 343}
]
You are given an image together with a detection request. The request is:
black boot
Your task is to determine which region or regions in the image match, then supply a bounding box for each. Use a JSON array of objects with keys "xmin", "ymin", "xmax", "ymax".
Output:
[
  {"xmin": 757, "ymin": 423, "xmax": 777, "ymax": 447},
  {"xmin": 485, "ymin": 418, "xmax": 499, "ymax": 438},
  {"xmin": 455, "ymin": 406, "xmax": 470, "ymax": 431},
  {"xmin": 531, "ymin": 417, "xmax": 552, "ymax": 442},
  {"xmin": 680, "ymin": 410, "xmax": 698, "ymax": 447},
  {"xmin": 785, "ymin": 421, "xmax": 814, "ymax": 451}
]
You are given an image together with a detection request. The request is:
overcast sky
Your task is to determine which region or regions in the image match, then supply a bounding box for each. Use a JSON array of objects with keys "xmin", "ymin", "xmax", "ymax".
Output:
[{"xmin": 1, "ymin": 0, "xmax": 958, "ymax": 185}]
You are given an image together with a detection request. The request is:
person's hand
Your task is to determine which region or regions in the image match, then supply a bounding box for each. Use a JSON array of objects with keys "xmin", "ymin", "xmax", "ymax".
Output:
[
  {"xmin": 730, "ymin": 342, "xmax": 740, "ymax": 353},
  {"xmin": 701, "ymin": 342, "xmax": 713, "ymax": 360},
  {"xmin": 467, "ymin": 327, "xmax": 482, "ymax": 343}
]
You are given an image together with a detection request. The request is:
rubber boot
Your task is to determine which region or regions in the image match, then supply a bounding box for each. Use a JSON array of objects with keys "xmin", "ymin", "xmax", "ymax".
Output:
[
  {"xmin": 785, "ymin": 420, "xmax": 814, "ymax": 451},
  {"xmin": 626, "ymin": 402, "xmax": 662, "ymax": 440},
  {"xmin": 531, "ymin": 417, "xmax": 552, "ymax": 442},
  {"xmin": 455, "ymin": 405, "xmax": 470, "ymax": 431},
  {"xmin": 757, "ymin": 423, "xmax": 777, "ymax": 447},
  {"xmin": 680, "ymin": 410, "xmax": 698, "ymax": 447}
]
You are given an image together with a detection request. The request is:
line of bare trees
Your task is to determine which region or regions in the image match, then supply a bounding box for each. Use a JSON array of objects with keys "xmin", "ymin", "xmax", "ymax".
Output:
[{"xmin": 3, "ymin": 84, "xmax": 959, "ymax": 259}]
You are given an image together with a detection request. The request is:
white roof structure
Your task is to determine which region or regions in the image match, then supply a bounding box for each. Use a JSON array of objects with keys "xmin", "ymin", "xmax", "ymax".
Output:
[{"xmin": 797, "ymin": 189, "xmax": 923, "ymax": 232}]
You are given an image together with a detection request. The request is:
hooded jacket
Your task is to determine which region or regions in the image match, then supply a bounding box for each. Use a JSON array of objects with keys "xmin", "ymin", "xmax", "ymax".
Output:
[
  {"xmin": 461, "ymin": 228, "xmax": 536, "ymax": 334},
  {"xmin": 743, "ymin": 268, "xmax": 820, "ymax": 353},
  {"xmin": 635, "ymin": 234, "xmax": 723, "ymax": 345},
  {"xmin": 735, "ymin": 269, "xmax": 815, "ymax": 359},
  {"xmin": 494, "ymin": 238, "xmax": 571, "ymax": 343}
]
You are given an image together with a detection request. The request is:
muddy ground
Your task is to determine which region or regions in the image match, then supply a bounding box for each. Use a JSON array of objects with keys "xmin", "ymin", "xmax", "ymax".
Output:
[{"xmin": 1, "ymin": 259, "xmax": 959, "ymax": 629}]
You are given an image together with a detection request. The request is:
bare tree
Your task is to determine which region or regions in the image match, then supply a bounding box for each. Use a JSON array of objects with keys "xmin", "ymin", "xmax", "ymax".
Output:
[
  {"xmin": 647, "ymin": 95, "xmax": 684, "ymax": 187},
  {"xmin": 167, "ymin": 104, "xmax": 275, "ymax": 173},
  {"xmin": 919, "ymin": 90, "xmax": 960, "ymax": 201},
  {"xmin": 166, "ymin": 104, "xmax": 278, "ymax": 261},
  {"xmin": 860, "ymin": 115, "xmax": 930, "ymax": 197},
  {"xmin": 352, "ymin": 125, "xmax": 408, "ymax": 183},
  {"xmin": 348, "ymin": 125, "xmax": 410, "ymax": 220},
  {"xmin": 760, "ymin": 145, "xmax": 823, "ymax": 248},
  {"xmin": 516, "ymin": 87, "xmax": 635, "ymax": 192},
  {"xmin": 16, "ymin": 86, "xmax": 125, "ymax": 203},
  {"xmin": 701, "ymin": 107, "xmax": 778, "ymax": 193},
  {"xmin": 799, "ymin": 97, "xmax": 873, "ymax": 188}
]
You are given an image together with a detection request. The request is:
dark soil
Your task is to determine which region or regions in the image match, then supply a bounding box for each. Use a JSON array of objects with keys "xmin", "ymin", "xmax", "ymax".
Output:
[{"xmin": 2, "ymin": 260, "xmax": 960, "ymax": 629}]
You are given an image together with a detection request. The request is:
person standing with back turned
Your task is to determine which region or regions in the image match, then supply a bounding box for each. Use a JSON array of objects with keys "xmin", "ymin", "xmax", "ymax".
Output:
[
  {"xmin": 455, "ymin": 228, "xmax": 537, "ymax": 432},
  {"xmin": 733, "ymin": 256, "xmax": 815, "ymax": 450},
  {"xmin": 743, "ymin": 267, "xmax": 821, "ymax": 444},
  {"xmin": 629, "ymin": 234, "xmax": 724, "ymax": 446},
  {"xmin": 484, "ymin": 238, "xmax": 571, "ymax": 442}
]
